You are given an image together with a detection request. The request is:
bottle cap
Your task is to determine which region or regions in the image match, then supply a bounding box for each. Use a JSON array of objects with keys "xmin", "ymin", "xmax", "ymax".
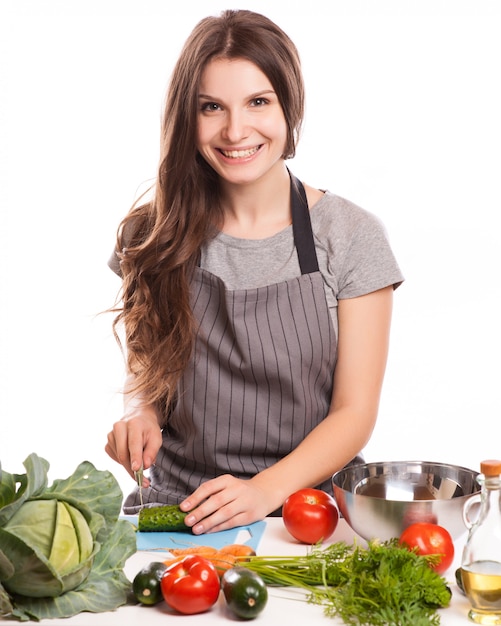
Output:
[{"xmin": 480, "ymin": 459, "xmax": 501, "ymax": 476}]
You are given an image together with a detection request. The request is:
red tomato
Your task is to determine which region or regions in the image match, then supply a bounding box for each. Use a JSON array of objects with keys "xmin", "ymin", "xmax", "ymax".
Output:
[
  {"xmin": 399, "ymin": 522, "xmax": 455, "ymax": 574},
  {"xmin": 160, "ymin": 554, "xmax": 220, "ymax": 614},
  {"xmin": 282, "ymin": 488, "xmax": 339, "ymax": 544}
]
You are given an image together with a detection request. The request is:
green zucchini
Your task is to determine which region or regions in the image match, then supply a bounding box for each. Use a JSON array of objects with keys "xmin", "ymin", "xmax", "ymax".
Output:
[
  {"xmin": 137, "ymin": 504, "xmax": 189, "ymax": 532},
  {"xmin": 221, "ymin": 567, "xmax": 269, "ymax": 619},
  {"xmin": 132, "ymin": 561, "xmax": 167, "ymax": 605}
]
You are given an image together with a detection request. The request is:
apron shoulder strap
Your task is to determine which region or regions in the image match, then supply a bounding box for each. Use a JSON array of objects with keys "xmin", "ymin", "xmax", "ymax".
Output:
[{"xmin": 290, "ymin": 173, "xmax": 320, "ymax": 274}]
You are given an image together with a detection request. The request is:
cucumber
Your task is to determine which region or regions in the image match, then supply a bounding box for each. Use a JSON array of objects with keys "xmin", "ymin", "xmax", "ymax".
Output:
[{"xmin": 137, "ymin": 504, "xmax": 189, "ymax": 532}]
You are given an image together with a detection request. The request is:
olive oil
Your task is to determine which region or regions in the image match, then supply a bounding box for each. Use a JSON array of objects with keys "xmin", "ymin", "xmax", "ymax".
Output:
[
  {"xmin": 461, "ymin": 460, "xmax": 501, "ymax": 625},
  {"xmin": 461, "ymin": 562, "xmax": 501, "ymax": 624}
]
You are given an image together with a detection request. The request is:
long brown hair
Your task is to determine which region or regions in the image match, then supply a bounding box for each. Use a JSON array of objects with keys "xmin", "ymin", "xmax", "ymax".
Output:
[{"xmin": 112, "ymin": 9, "xmax": 305, "ymax": 414}]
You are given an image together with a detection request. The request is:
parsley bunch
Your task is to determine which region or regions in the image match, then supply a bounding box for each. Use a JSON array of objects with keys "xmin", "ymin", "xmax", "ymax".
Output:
[{"xmin": 242, "ymin": 539, "xmax": 452, "ymax": 625}]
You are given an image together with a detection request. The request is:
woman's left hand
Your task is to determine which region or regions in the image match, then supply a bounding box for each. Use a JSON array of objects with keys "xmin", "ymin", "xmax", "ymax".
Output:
[{"xmin": 179, "ymin": 475, "xmax": 275, "ymax": 534}]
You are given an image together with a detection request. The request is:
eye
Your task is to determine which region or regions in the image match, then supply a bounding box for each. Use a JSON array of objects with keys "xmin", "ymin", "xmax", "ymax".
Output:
[
  {"xmin": 250, "ymin": 97, "xmax": 269, "ymax": 107},
  {"xmin": 200, "ymin": 101, "xmax": 222, "ymax": 112}
]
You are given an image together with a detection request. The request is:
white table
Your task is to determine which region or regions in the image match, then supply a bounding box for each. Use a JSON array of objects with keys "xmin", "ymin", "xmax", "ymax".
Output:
[{"xmin": 37, "ymin": 518, "xmax": 473, "ymax": 625}]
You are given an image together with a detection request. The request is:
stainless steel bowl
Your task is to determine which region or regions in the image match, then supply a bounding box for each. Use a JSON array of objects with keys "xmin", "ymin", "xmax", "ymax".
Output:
[{"xmin": 332, "ymin": 460, "xmax": 480, "ymax": 541}]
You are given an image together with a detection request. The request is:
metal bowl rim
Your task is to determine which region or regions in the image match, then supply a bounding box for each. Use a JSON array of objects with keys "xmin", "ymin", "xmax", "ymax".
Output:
[{"xmin": 332, "ymin": 460, "xmax": 480, "ymax": 501}]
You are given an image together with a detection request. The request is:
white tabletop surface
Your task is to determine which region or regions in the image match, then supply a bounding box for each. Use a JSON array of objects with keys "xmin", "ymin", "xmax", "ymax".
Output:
[{"xmin": 31, "ymin": 518, "xmax": 473, "ymax": 626}]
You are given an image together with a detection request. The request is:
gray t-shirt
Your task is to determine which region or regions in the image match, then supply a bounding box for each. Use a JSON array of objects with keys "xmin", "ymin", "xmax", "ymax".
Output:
[{"xmin": 200, "ymin": 190, "xmax": 404, "ymax": 336}]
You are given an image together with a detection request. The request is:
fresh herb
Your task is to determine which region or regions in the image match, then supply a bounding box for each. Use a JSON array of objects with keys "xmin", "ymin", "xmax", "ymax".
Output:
[{"xmin": 241, "ymin": 539, "xmax": 452, "ymax": 625}]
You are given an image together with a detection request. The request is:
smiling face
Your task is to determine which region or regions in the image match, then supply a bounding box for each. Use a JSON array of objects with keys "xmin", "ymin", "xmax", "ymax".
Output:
[{"xmin": 196, "ymin": 58, "xmax": 288, "ymax": 186}]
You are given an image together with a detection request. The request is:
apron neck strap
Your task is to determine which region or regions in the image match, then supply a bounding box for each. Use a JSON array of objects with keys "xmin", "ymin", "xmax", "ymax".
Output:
[{"xmin": 289, "ymin": 173, "xmax": 320, "ymax": 274}]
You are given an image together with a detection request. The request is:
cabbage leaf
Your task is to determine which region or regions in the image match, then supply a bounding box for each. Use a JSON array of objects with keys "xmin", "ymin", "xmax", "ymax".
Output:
[{"xmin": 0, "ymin": 453, "xmax": 137, "ymax": 621}]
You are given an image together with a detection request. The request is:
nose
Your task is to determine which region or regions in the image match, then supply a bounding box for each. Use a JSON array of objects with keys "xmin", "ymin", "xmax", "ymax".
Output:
[{"xmin": 222, "ymin": 109, "xmax": 248, "ymax": 143}]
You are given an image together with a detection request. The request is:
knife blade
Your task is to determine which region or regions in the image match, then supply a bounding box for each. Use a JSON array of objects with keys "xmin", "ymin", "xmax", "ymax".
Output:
[{"xmin": 134, "ymin": 464, "xmax": 144, "ymax": 508}]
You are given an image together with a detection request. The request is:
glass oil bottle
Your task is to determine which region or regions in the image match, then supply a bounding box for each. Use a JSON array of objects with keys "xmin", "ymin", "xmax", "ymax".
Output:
[{"xmin": 461, "ymin": 459, "xmax": 501, "ymax": 624}]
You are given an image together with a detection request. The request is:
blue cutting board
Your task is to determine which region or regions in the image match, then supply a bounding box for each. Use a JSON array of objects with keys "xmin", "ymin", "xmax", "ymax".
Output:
[{"xmin": 122, "ymin": 516, "xmax": 267, "ymax": 553}]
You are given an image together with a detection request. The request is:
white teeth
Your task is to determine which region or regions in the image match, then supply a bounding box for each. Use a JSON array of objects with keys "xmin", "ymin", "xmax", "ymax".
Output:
[{"xmin": 221, "ymin": 147, "xmax": 259, "ymax": 158}]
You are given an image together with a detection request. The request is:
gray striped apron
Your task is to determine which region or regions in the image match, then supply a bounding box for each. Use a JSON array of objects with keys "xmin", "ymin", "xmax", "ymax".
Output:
[{"xmin": 123, "ymin": 176, "xmax": 344, "ymax": 514}]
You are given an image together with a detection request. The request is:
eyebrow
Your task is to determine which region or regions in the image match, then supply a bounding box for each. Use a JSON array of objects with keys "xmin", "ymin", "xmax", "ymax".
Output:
[{"xmin": 198, "ymin": 89, "xmax": 276, "ymax": 100}]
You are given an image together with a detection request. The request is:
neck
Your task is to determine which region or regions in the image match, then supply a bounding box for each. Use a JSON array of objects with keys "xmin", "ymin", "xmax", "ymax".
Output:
[{"xmin": 220, "ymin": 163, "xmax": 292, "ymax": 239}]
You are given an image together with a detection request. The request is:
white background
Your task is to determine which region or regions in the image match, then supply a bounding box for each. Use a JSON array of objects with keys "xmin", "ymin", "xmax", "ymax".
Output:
[{"xmin": 1, "ymin": 0, "xmax": 500, "ymax": 502}]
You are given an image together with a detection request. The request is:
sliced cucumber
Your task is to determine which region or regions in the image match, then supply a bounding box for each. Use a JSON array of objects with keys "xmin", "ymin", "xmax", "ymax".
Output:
[{"xmin": 137, "ymin": 505, "xmax": 188, "ymax": 532}]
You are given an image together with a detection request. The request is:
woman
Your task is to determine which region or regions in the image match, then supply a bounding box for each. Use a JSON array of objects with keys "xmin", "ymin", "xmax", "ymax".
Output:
[{"xmin": 105, "ymin": 9, "xmax": 404, "ymax": 534}]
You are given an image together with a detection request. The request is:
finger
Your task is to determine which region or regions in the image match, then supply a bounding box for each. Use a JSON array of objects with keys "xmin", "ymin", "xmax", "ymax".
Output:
[
  {"xmin": 118, "ymin": 422, "xmax": 147, "ymax": 473},
  {"xmin": 105, "ymin": 430, "xmax": 131, "ymax": 471},
  {"xmin": 106, "ymin": 422, "xmax": 138, "ymax": 478},
  {"xmin": 105, "ymin": 441, "xmax": 136, "ymax": 481},
  {"xmin": 129, "ymin": 447, "xmax": 145, "ymax": 473},
  {"xmin": 108, "ymin": 421, "xmax": 129, "ymax": 457},
  {"xmin": 205, "ymin": 512, "xmax": 252, "ymax": 534},
  {"xmin": 193, "ymin": 506, "xmax": 252, "ymax": 535},
  {"xmin": 184, "ymin": 489, "xmax": 241, "ymax": 532},
  {"xmin": 180, "ymin": 475, "xmax": 232, "ymax": 512},
  {"xmin": 141, "ymin": 430, "xmax": 163, "ymax": 470}
]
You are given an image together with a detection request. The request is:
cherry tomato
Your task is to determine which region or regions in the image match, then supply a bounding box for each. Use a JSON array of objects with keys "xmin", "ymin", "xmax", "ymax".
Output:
[
  {"xmin": 160, "ymin": 554, "xmax": 220, "ymax": 614},
  {"xmin": 282, "ymin": 488, "xmax": 339, "ymax": 544},
  {"xmin": 399, "ymin": 522, "xmax": 455, "ymax": 574}
]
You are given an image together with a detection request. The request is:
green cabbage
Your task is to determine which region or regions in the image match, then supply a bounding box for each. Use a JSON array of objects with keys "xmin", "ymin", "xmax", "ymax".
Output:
[
  {"xmin": 2, "ymin": 499, "xmax": 95, "ymax": 597},
  {"xmin": 0, "ymin": 453, "xmax": 137, "ymax": 621}
]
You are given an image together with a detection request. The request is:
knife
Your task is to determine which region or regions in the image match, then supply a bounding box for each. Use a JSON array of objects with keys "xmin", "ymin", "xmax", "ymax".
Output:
[{"xmin": 134, "ymin": 464, "xmax": 144, "ymax": 508}]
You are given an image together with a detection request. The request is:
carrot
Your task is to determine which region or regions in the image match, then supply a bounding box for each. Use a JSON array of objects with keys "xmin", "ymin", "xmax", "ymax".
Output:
[
  {"xmin": 219, "ymin": 544, "xmax": 256, "ymax": 558},
  {"xmin": 164, "ymin": 551, "xmax": 236, "ymax": 577},
  {"xmin": 209, "ymin": 553, "xmax": 237, "ymax": 576},
  {"xmin": 168, "ymin": 545, "xmax": 219, "ymax": 557},
  {"xmin": 163, "ymin": 543, "xmax": 255, "ymax": 577}
]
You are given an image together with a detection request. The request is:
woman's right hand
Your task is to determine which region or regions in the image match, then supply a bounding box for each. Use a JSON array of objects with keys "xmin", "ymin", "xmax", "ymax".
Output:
[{"xmin": 105, "ymin": 407, "xmax": 163, "ymax": 482}]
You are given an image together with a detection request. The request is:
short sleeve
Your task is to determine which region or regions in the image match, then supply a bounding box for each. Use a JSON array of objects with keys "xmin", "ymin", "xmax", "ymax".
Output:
[
  {"xmin": 337, "ymin": 212, "xmax": 403, "ymax": 299},
  {"xmin": 311, "ymin": 192, "xmax": 404, "ymax": 304}
]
